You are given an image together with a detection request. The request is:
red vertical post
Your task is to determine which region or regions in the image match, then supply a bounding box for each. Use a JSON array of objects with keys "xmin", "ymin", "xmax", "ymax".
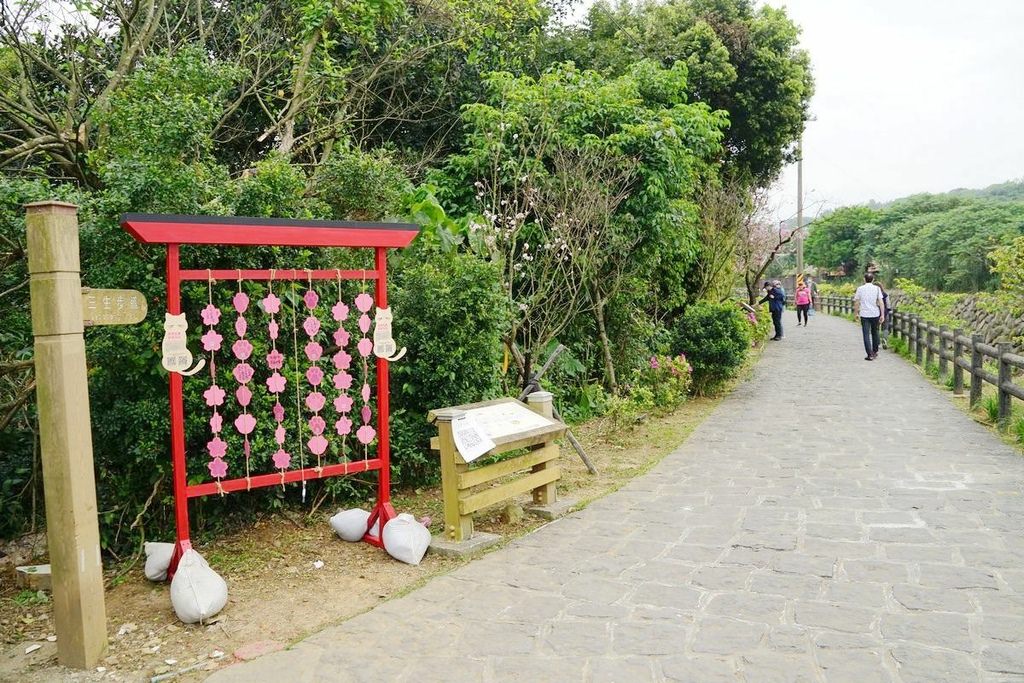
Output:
[
  {"xmin": 365, "ymin": 247, "xmax": 395, "ymax": 544},
  {"xmin": 166, "ymin": 245, "xmax": 192, "ymax": 577}
]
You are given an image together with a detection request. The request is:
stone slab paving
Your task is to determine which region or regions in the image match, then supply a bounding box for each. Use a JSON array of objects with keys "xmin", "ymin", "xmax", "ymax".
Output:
[{"xmin": 208, "ymin": 311, "xmax": 1024, "ymax": 682}]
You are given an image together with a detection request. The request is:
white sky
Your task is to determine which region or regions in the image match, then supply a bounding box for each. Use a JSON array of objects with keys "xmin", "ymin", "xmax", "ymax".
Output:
[
  {"xmin": 769, "ymin": 0, "xmax": 1024, "ymax": 222},
  {"xmin": 569, "ymin": 0, "xmax": 1024, "ymax": 222}
]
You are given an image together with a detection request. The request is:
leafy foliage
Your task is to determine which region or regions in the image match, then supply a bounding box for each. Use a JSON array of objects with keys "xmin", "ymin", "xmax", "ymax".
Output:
[{"xmin": 671, "ymin": 301, "xmax": 751, "ymax": 394}]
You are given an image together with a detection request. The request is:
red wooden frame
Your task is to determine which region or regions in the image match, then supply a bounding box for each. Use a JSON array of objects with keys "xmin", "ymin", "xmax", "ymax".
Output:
[{"xmin": 121, "ymin": 214, "xmax": 419, "ymax": 577}]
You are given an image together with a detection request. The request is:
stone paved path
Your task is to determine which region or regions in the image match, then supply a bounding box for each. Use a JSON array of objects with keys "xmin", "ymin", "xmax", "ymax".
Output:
[{"xmin": 208, "ymin": 310, "xmax": 1024, "ymax": 682}]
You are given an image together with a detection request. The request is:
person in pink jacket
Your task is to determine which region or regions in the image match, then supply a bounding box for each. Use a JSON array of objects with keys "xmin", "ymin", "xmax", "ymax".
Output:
[{"xmin": 794, "ymin": 281, "xmax": 812, "ymax": 326}]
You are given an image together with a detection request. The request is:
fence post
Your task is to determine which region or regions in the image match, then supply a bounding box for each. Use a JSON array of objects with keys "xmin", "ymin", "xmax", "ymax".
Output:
[
  {"xmin": 939, "ymin": 326, "xmax": 949, "ymax": 378},
  {"xmin": 25, "ymin": 201, "xmax": 107, "ymax": 668},
  {"xmin": 914, "ymin": 316, "xmax": 924, "ymax": 365},
  {"xmin": 969, "ymin": 333, "xmax": 983, "ymax": 408},
  {"xmin": 926, "ymin": 324, "xmax": 935, "ymax": 369},
  {"xmin": 952, "ymin": 327, "xmax": 965, "ymax": 396},
  {"xmin": 998, "ymin": 341, "xmax": 1013, "ymax": 430}
]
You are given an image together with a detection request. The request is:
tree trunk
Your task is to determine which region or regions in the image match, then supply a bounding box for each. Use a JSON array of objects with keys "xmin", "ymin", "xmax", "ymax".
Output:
[{"xmin": 593, "ymin": 296, "xmax": 617, "ymax": 394}]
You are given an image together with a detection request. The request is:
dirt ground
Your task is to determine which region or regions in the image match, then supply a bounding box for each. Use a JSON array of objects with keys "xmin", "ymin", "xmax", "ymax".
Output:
[{"xmin": 0, "ymin": 391, "xmax": 725, "ymax": 683}]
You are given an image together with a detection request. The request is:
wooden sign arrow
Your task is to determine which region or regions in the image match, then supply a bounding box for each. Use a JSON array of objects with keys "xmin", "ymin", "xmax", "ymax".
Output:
[{"xmin": 81, "ymin": 287, "xmax": 147, "ymax": 326}]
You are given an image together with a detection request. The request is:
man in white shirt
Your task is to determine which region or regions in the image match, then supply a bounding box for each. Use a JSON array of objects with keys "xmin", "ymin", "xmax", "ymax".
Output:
[{"xmin": 853, "ymin": 273, "xmax": 885, "ymax": 361}]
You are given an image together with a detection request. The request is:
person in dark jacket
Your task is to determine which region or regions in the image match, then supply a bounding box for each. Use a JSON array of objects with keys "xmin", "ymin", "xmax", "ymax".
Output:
[{"xmin": 758, "ymin": 280, "xmax": 785, "ymax": 340}]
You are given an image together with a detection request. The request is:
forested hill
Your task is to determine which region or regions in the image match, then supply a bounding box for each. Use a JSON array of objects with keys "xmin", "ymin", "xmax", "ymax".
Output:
[{"xmin": 805, "ymin": 180, "xmax": 1024, "ymax": 291}]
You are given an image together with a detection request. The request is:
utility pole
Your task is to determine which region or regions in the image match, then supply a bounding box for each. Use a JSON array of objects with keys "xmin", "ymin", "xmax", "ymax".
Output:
[{"xmin": 796, "ymin": 136, "xmax": 804, "ymax": 277}]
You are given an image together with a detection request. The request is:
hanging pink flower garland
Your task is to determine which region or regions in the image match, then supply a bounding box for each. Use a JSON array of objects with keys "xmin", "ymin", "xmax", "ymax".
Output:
[
  {"xmin": 231, "ymin": 282, "xmax": 256, "ymax": 489},
  {"xmin": 201, "ymin": 274, "xmax": 227, "ymax": 486},
  {"xmin": 331, "ymin": 274, "xmax": 354, "ymax": 460},
  {"xmin": 302, "ymin": 281, "xmax": 328, "ymax": 471},
  {"xmin": 263, "ymin": 275, "xmax": 290, "ymax": 479},
  {"xmin": 354, "ymin": 291, "xmax": 376, "ymax": 460}
]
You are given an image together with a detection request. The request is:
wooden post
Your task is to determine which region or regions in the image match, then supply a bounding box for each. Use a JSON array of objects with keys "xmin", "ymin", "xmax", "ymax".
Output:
[
  {"xmin": 998, "ymin": 341, "xmax": 1012, "ymax": 430},
  {"xmin": 938, "ymin": 325, "xmax": 949, "ymax": 380},
  {"xmin": 526, "ymin": 392, "xmax": 557, "ymax": 506},
  {"xmin": 970, "ymin": 333, "xmax": 984, "ymax": 408},
  {"xmin": 25, "ymin": 201, "xmax": 107, "ymax": 668},
  {"xmin": 952, "ymin": 327, "xmax": 965, "ymax": 396},
  {"xmin": 433, "ymin": 408, "xmax": 473, "ymax": 542},
  {"xmin": 926, "ymin": 324, "xmax": 935, "ymax": 368},
  {"xmin": 914, "ymin": 316, "xmax": 924, "ymax": 365}
]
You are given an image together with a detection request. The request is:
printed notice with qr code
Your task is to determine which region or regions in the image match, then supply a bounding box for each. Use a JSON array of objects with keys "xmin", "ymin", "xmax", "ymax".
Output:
[{"xmin": 452, "ymin": 413, "xmax": 496, "ymax": 463}]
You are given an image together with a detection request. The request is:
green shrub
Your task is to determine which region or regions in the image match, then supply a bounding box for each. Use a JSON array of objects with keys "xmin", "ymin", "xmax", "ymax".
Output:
[
  {"xmin": 1014, "ymin": 416, "xmax": 1024, "ymax": 444},
  {"xmin": 631, "ymin": 354, "xmax": 692, "ymax": 411},
  {"xmin": 671, "ymin": 302, "xmax": 751, "ymax": 394},
  {"xmin": 388, "ymin": 251, "xmax": 511, "ymax": 484},
  {"xmin": 982, "ymin": 396, "xmax": 1000, "ymax": 424}
]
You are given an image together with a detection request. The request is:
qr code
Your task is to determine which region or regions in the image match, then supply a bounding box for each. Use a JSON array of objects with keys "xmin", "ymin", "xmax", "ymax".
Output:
[{"xmin": 459, "ymin": 430, "xmax": 483, "ymax": 448}]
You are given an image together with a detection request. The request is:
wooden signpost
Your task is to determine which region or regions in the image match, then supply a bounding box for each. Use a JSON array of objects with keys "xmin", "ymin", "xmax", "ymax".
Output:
[
  {"xmin": 81, "ymin": 287, "xmax": 147, "ymax": 326},
  {"xmin": 429, "ymin": 394, "xmax": 567, "ymax": 545}
]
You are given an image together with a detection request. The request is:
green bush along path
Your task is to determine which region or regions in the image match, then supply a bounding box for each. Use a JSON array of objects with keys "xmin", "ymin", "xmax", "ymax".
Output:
[{"xmin": 207, "ymin": 310, "xmax": 1024, "ymax": 682}]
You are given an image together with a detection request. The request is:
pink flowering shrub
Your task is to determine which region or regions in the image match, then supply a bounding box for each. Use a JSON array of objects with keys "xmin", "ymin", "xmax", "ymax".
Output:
[{"xmin": 632, "ymin": 353, "xmax": 693, "ymax": 410}]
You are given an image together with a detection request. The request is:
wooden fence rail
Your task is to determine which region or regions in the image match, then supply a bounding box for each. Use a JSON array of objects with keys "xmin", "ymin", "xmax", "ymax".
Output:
[{"xmin": 813, "ymin": 295, "xmax": 1023, "ymax": 429}]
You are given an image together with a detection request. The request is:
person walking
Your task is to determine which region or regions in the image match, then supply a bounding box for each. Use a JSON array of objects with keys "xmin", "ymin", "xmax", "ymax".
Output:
[
  {"xmin": 794, "ymin": 281, "xmax": 812, "ymax": 326},
  {"xmin": 805, "ymin": 275, "xmax": 819, "ymax": 317},
  {"xmin": 853, "ymin": 273, "xmax": 885, "ymax": 360},
  {"xmin": 759, "ymin": 280, "xmax": 785, "ymax": 340}
]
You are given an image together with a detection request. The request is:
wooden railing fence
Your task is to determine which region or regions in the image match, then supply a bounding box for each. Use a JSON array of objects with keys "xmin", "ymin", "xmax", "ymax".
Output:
[{"xmin": 812, "ymin": 295, "xmax": 1024, "ymax": 428}]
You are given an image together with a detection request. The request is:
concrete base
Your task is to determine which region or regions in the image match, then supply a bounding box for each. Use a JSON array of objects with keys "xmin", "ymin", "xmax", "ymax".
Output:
[
  {"xmin": 16, "ymin": 564, "xmax": 51, "ymax": 591},
  {"xmin": 525, "ymin": 497, "xmax": 578, "ymax": 521},
  {"xmin": 429, "ymin": 532, "xmax": 501, "ymax": 558}
]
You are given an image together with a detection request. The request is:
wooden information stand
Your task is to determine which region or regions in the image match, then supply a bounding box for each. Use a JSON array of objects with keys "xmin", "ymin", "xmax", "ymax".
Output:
[{"xmin": 429, "ymin": 393, "xmax": 566, "ymax": 543}]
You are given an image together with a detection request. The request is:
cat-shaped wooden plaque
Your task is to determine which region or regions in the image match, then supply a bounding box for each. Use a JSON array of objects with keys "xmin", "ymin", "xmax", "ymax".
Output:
[
  {"xmin": 161, "ymin": 312, "xmax": 206, "ymax": 376},
  {"xmin": 372, "ymin": 307, "xmax": 406, "ymax": 362}
]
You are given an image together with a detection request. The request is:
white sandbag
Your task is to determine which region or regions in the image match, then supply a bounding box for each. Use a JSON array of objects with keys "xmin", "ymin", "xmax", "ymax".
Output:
[
  {"xmin": 382, "ymin": 513, "xmax": 431, "ymax": 566},
  {"xmin": 170, "ymin": 549, "xmax": 228, "ymax": 624},
  {"xmin": 144, "ymin": 542, "xmax": 175, "ymax": 582},
  {"xmin": 330, "ymin": 508, "xmax": 370, "ymax": 542}
]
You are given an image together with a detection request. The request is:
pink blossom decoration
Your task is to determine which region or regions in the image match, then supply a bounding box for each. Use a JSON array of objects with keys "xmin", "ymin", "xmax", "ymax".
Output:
[
  {"xmin": 334, "ymin": 395, "xmax": 353, "ymax": 412},
  {"xmin": 303, "ymin": 316, "xmax": 321, "ymax": 337},
  {"xmin": 309, "ymin": 415, "xmax": 326, "ymax": 435},
  {"xmin": 268, "ymin": 320, "xmax": 279, "ymax": 340},
  {"xmin": 262, "ymin": 292, "xmax": 281, "ymax": 314},
  {"xmin": 307, "ymin": 435, "xmax": 329, "ymax": 455},
  {"xmin": 356, "ymin": 424, "xmax": 376, "ymax": 445},
  {"xmin": 232, "ymin": 291, "xmax": 250, "ymax": 313},
  {"xmin": 233, "ymin": 363, "xmax": 254, "ymax": 384},
  {"xmin": 361, "ymin": 384, "xmax": 371, "ymax": 402},
  {"xmin": 358, "ymin": 314, "xmax": 371, "ymax": 334},
  {"xmin": 357, "ymin": 338, "xmax": 373, "ymax": 357},
  {"xmin": 273, "ymin": 403, "xmax": 285, "ymax": 422},
  {"xmin": 355, "ymin": 292, "xmax": 373, "ymax": 313},
  {"xmin": 204, "ymin": 385, "xmax": 226, "ymax": 407},
  {"xmin": 232, "ymin": 339, "xmax": 253, "ymax": 361},
  {"xmin": 236, "ymin": 385, "xmax": 252, "ymax": 407},
  {"xmin": 333, "ymin": 350, "xmax": 352, "ymax": 370},
  {"xmin": 266, "ymin": 349, "xmax": 285, "ymax": 369},
  {"xmin": 334, "ymin": 372, "xmax": 353, "ymax": 390},
  {"xmin": 272, "ymin": 449, "xmax": 291, "ymax": 469},
  {"xmin": 208, "ymin": 457, "xmax": 228, "ymax": 479},
  {"xmin": 207, "ymin": 436, "xmax": 227, "ymax": 458},
  {"xmin": 361, "ymin": 405, "xmax": 372, "ymax": 423},
  {"xmin": 235, "ymin": 316, "xmax": 248, "ymax": 338},
  {"xmin": 274, "ymin": 424, "xmax": 286, "ymax": 444},
  {"xmin": 303, "ymin": 289, "xmax": 319, "ymax": 309},
  {"xmin": 266, "ymin": 372, "xmax": 287, "ymax": 394},
  {"xmin": 200, "ymin": 304, "xmax": 221, "ymax": 326},
  {"xmin": 335, "ymin": 416, "xmax": 353, "ymax": 435},
  {"xmin": 306, "ymin": 366, "xmax": 324, "ymax": 386},
  {"xmin": 234, "ymin": 412, "xmax": 257, "ymax": 435},
  {"xmin": 333, "ymin": 329, "xmax": 350, "ymax": 347},
  {"xmin": 305, "ymin": 341, "xmax": 323, "ymax": 361},
  {"xmin": 305, "ymin": 392, "xmax": 326, "ymax": 412},
  {"xmin": 209, "ymin": 413, "xmax": 223, "ymax": 432},
  {"xmin": 332, "ymin": 301, "xmax": 349, "ymax": 321},
  {"xmin": 201, "ymin": 329, "xmax": 223, "ymax": 352}
]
